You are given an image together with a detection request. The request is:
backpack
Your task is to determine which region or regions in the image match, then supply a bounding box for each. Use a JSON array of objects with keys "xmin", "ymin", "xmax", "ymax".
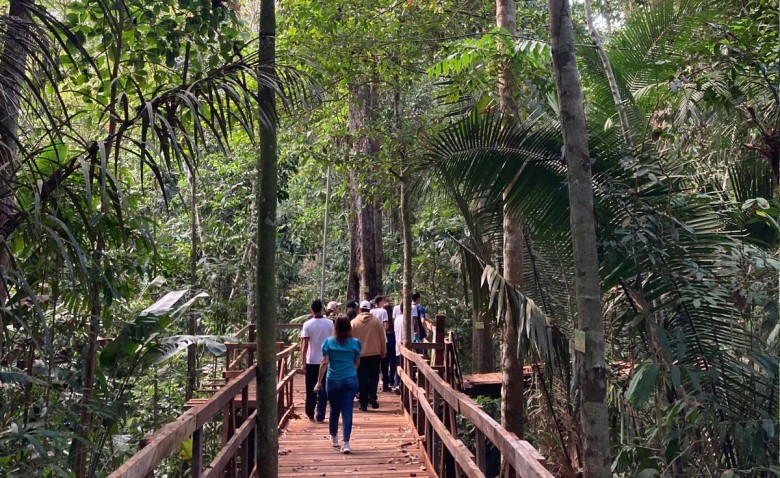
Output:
[{"xmin": 414, "ymin": 305, "xmax": 427, "ymax": 340}]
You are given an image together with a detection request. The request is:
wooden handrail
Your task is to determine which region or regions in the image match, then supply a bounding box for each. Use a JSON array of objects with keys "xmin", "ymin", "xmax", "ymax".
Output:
[
  {"xmin": 228, "ymin": 348, "xmax": 249, "ymax": 371},
  {"xmin": 233, "ymin": 324, "xmax": 254, "ymax": 340},
  {"xmin": 110, "ymin": 341, "xmax": 301, "ymax": 478},
  {"xmin": 276, "ymin": 343, "xmax": 297, "ymax": 360},
  {"xmin": 224, "ymin": 342, "xmax": 302, "ymax": 354},
  {"xmin": 108, "ymin": 367, "xmax": 254, "ymax": 478},
  {"xmin": 400, "ymin": 346, "xmax": 553, "ymax": 478}
]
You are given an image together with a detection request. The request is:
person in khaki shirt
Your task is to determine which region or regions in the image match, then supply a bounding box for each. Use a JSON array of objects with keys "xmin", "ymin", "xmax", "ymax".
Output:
[{"xmin": 350, "ymin": 300, "xmax": 386, "ymax": 410}]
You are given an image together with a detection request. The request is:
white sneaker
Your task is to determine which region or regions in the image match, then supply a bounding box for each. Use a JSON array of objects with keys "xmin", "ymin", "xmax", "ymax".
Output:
[
  {"xmin": 330, "ymin": 435, "xmax": 339, "ymax": 448},
  {"xmin": 341, "ymin": 442, "xmax": 351, "ymax": 454}
]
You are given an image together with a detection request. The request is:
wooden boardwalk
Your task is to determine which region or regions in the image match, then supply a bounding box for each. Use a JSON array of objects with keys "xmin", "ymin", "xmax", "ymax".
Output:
[{"xmin": 278, "ymin": 374, "xmax": 432, "ymax": 478}]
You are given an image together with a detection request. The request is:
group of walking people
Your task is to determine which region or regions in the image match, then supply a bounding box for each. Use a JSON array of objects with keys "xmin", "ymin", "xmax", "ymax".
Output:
[{"xmin": 299, "ymin": 294, "xmax": 430, "ymax": 454}]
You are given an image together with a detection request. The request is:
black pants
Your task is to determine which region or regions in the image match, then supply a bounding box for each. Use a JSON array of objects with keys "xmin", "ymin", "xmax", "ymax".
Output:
[
  {"xmin": 381, "ymin": 333, "xmax": 397, "ymax": 389},
  {"xmin": 357, "ymin": 355, "xmax": 381, "ymax": 407},
  {"xmin": 305, "ymin": 363, "xmax": 327, "ymax": 421}
]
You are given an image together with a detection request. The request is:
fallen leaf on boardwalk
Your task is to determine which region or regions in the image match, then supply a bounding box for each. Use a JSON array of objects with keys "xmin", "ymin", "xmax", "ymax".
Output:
[
  {"xmin": 420, "ymin": 466, "xmax": 427, "ymax": 471},
  {"xmin": 410, "ymin": 474, "xmax": 417, "ymax": 477},
  {"xmin": 387, "ymin": 467, "xmax": 397, "ymax": 470},
  {"xmin": 278, "ymin": 448, "xmax": 291, "ymax": 455}
]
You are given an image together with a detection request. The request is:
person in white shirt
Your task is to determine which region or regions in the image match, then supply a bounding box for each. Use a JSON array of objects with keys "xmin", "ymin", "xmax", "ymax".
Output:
[
  {"xmin": 370, "ymin": 295, "xmax": 393, "ymax": 392},
  {"xmin": 392, "ymin": 304, "xmax": 404, "ymax": 391},
  {"xmin": 300, "ymin": 299, "xmax": 335, "ymax": 422}
]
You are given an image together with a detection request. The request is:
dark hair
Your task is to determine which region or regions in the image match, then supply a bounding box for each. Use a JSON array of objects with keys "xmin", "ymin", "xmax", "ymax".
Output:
[
  {"xmin": 412, "ymin": 292, "xmax": 420, "ymax": 301},
  {"xmin": 311, "ymin": 299, "xmax": 323, "ymax": 314},
  {"xmin": 346, "ymin": 308, "xmax": 358, "ymax": 320},
  {"xmin": 346, "ymin": 300, "xmax": 358, "ymax": 309},
  {"xmin": 334, "ymin": 316, "xmax": 352, "ymax": 344},
  {"xmin": 374, "ymin": 294, "xmax": 385, "ymax": 306}
]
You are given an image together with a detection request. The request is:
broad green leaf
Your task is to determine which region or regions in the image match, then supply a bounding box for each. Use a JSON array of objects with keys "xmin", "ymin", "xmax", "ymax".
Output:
[
  {"xmin": 627, "ymin": 363, "xmax": 660, "ymax": 409},
  {"xmin": 140, "ymin": 289, "xmax": 188, "ymax": 316}
]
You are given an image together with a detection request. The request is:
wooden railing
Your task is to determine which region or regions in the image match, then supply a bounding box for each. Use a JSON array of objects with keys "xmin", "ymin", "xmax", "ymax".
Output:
[
  {"xmin": 108, "ymin": 367, "xmax": 256, "ymax": 478},
  {"xmin": 399, "ymin": 344, "xmax": 553, "ymax": 478},
  {"xmin": 109, "ymin": 329, "xmax": 299, "ymax": 478}
]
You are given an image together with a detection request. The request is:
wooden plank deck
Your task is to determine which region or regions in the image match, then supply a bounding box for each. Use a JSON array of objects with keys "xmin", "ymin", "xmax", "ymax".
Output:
[{"xmin": 278, "ymin": 374, "xmax": 432, "ymax": 478}]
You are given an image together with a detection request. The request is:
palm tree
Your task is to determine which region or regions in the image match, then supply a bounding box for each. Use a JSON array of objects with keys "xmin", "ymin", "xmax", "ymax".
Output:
[
  {"xmin": 425, "ymin": 0, "xmax": 778, "ymax": 472},
  {"xmin": 0, "ymin": 0, "xmax": 312, "ymax": 474}
]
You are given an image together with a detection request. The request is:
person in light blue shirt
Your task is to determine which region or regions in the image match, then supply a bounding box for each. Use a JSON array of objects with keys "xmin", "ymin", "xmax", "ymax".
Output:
[{"xmin": 314, "ymin": 316, "xmax": 361, "ymax": 454}]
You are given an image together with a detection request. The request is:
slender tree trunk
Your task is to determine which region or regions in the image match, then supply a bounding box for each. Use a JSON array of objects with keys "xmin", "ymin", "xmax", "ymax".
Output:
[
  {"xmin": 75, "ymin": 264, "xmax": 101, "ymax": 477},
  {"xmin": 548, "ymin": 0, "xmax": 610, "ymax": 475},
  {"xmin": 320, "ymin": 166, "xmax": 331, "ymax": 299},
  {"xmin": 186, "ymin": 165, "xmax": 198, "ymax": 400},
  {"xmin": 255, "ymin": 0, "xmax": 278, "ymax": 473},
  {"xmin": 76, "ymin": 3, "xmax": 125, "ymax": 473},
  {"xmin": 469, "ymin": 253, "xmax": 494, "ymax": 373},
  {"xmin": 372, "ymin": 197, "xmax": 383, "ymax": 294},
  {"xmin": 497, "ymin": 0, "xmax": 525, "ymax": 439},
  {"xmin": 0, "ymin": 0, "xmax": 32, "ymax": 305},
  {"xmin": 347, "ymin": 172, "xmax": 362, "ymax": 300},
  {"xmin": 463, "ymin": 193, "xmax": 495, "ymax": 374},
  {"xmin": 395, "ymin": 90, "xmax": 413, "ymax": 349},
  {"xmin": 582, "ymin": 0, "xmax": 633, "ymax": 148}
]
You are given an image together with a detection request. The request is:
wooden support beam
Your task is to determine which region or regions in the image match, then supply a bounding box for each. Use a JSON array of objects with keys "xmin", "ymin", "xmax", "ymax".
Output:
[{"xmin": 202, "ymin": 410, "xmax": 258, "ymax": 478}]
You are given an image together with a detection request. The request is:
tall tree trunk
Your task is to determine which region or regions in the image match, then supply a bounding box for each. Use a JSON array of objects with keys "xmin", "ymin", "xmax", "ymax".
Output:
[
  {"xmin": 255, "ymin": 0, "xmax": 278, "ymax": 474},
  {"xmin": 582, "ymin": 0, "xmax": 633, "ymax": 148},
  {"xmin": 359, "ymin": 198, "xmax": 378, "ymax": 299},
  {"xmin": 547, "ymin": 0, "xmax": 610, "ymax": 475},
  {"xmin": 347, "ymin": 81, "xmax": 382, "ymax": 300},
  {"xmin": 497, "ymin": 0, "xmax": 525, "ymax": 439},
  {"xmin": 0, "ymin": 0, "xmax": 32, "ymax": 305}
]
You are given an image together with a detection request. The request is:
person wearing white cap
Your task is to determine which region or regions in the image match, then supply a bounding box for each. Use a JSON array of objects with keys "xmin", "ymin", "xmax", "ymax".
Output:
[
  {"xmin": 350, "ymin": 300, "xmax": 386, "ymax": 411},
  {"xmin": 326, "ymin": 301, "xmax": 341, "ymax": 318}
]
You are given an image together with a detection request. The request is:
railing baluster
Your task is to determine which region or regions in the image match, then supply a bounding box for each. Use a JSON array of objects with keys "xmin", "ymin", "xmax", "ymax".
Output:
[
  {"xmin": 240, "ymin": 383, "xmax": 249, "ymax": 478},
  {"xmin": 447, "ymin": 404, "xmax": 461, "ymax": 477},
  {"xmin": 248, "ymin": 326, "xmax": 256, "ymax": 366},
  {"xmin": 475, "ymin": 429, "xmax": 487, "ymax": 475}
]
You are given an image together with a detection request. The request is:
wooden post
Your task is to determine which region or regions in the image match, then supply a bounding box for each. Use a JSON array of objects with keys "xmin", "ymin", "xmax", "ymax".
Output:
[
  {"xmin": 192, "ymin": 428, "xmax": 203, "ymax": 478},
  {"xmin": 432, "ymin": 315, "xmax": 445, "ymax": 367},
  {"xmin": 248, "ymin": 326, "xmax": 256, "ymax": 366},
  {"xmin": 415, "ymin": 364, "xmax": 425, "ymax": 438},
  {"xmin": 138, "ymin": 436, "xmax": 155, "ymax": 478},
  {"xmin": 240, "ymin": 384, "xmax": 249, "ymax": 477},
  {"xmin": 433, "ymin": 389, "xmax": 444, "ymax": 475},
  {"xmin": 475, "ymin": 429, "xmax": 487, "ymax": 475},
  {"xmin": 447, "ymin": 406, "xmax": 460, "ymax": 478}
]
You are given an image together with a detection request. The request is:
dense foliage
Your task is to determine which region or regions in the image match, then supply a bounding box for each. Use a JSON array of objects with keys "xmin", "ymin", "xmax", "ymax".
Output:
[{"xmin": 0, "ymin": 0, "xmax": 776, "ymax": 476}]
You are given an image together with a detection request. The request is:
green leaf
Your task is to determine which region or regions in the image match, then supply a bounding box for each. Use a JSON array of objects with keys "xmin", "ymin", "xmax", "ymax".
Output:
[
  {"xmin": 140, "ymin": 290, "xmax": 188, "ymax": 316},
  {"xmin": 627, "ymin": 363, "xmax": 660, "ymax": 409},
  {"xmin": 0, "ymin": 368, "xmax": 47, "ymax": 386}
]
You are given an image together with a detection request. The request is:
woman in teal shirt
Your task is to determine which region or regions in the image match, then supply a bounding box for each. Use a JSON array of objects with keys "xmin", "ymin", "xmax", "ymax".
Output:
[{"xmin": 314, "ymin": 316, "xmax": 361, "ymax": 454}]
